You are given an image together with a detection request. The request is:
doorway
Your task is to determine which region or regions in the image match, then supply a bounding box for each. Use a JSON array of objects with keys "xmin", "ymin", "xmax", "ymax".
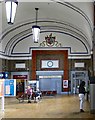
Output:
[{"xmin": 71, "ymin": 71, "xmax": 89, "ymax": 94}]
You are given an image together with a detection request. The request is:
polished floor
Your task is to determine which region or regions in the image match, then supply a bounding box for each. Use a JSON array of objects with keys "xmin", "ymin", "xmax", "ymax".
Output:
[{"xmin": 0, "ymin": 94, "xmax": 95, "ymax": 119}]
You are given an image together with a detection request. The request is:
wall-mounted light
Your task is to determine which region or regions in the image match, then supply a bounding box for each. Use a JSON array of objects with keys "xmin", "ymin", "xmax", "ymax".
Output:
[
  {"xmin": 32, "ymin": 8, "xmax": 40, "ymax": 43},
  {"xmin": 5, "ymin": 0, "xmax": 18, "ymax": 24}
]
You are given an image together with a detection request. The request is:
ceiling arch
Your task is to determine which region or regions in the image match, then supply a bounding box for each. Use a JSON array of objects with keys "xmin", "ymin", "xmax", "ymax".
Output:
[{"xmin": 0, "ymin": 0, "xmax": 94, "ymax": 59}]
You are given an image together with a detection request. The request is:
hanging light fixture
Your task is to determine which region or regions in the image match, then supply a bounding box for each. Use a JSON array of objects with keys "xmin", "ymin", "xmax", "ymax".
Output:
[
  {"xmin": 5, "ymin": 0, "xmax": 18, "ymax": 24},
  {"xmin": 32, "ymin": 8, "xmax": 40, "ymax": 43}
]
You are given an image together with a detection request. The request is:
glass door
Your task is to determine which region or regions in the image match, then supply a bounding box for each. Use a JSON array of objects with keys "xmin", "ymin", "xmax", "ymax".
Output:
[{"xmin": 71, "ymin": 71, "xmax": 88, "ymax": 94}]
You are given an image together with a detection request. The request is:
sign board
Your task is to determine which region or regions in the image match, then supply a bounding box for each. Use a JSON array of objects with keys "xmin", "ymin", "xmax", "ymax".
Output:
[
  {"xmin": 13, "ymin": 75, "xmax": 27, "ymax": 79},
  {"xmin": 15, "ymin": 63, "xmax": 25, "ymax": 68},
  {"xmin": 75, "ymin": 63, "xmax": 84, "ymax": 68},
  {"xmin": 4, "ymin": 79, "xmax": 16, "ymax": 96},
  {"xmin": 63, "ymin": 80, "xmax": 68, "ymax": 88},
  {"xmin": 41, "ymin": 60, "xmax": 59, "ymax": 68},
  {"xmin": 28, "ymin": 81, "xmax": 39, "ymax": 90},
  {"xmin": 0, "ymin": 79, "xmax": 4, "ymax": 97},
  {"xmin": 0, "ymin": 72, "xmax": 8, "ymax": 79}
]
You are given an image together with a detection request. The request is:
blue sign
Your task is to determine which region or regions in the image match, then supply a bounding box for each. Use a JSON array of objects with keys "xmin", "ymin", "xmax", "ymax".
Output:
[
  {"xmin": 0, "ymin": 72, "xmax": 8, "ymax": 79},
  {"xmin": 0, "ymin": 73, "xmax": 3, "ymax": 78},
  {"xmin": 4, "ymin": 79, "xmax": 15, "ymax": 96}
]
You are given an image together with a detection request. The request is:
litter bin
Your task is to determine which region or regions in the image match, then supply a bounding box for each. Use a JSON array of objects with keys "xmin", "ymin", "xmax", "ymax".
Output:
[{"xmin": 90, "ymin": 76, "xmax": 95, "ymax": 114}]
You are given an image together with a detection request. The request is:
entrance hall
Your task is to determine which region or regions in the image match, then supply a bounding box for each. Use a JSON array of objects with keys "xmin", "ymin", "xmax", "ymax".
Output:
[{"xmin": 0, "ymin": 1, "xmax": 95, "ymax": 119}]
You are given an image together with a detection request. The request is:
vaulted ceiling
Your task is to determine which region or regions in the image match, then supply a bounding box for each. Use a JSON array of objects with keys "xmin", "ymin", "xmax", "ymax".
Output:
[{"xmin": 0, "ymin": 0, "xmax": 94, "ymax": 59}]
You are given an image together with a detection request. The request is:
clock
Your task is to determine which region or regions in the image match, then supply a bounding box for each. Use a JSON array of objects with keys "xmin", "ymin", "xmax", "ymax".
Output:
[{"xmin": 47, "ymin": 61, "xmax": 53, "ymax": 67}]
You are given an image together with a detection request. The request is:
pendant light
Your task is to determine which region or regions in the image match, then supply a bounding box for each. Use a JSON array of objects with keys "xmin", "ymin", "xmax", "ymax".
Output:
[
  {"xmin": 5, "ymin": 0, "xmax": 18, "ymax": 24},
  {"xmin": 32, "ymin": 8, "xmax": 40, "ymax": 43}
]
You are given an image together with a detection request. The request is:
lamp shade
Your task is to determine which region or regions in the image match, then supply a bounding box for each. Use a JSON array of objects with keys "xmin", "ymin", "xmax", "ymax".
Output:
[
  {"xmin": 5, "ymin": 0, "xmax": 18, "ymax": 24},
  {"xmin": 32, "ymin": 25, "xmax": 40, "ymax": 43}
]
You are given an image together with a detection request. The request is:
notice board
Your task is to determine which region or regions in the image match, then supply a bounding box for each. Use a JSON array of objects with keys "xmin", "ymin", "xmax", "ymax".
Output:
[{"xmin": 4, "ymin": 79, "xmax": 16, "ymax": 96}]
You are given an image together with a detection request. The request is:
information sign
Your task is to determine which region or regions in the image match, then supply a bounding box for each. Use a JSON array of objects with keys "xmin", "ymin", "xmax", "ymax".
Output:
[
  {"xmin": 4, "ymin": 79, "xmax": 16, "ymax": 96},
  {"xmin": 0, "ymin": 79, "xmax": 4, "ymax": 97}
]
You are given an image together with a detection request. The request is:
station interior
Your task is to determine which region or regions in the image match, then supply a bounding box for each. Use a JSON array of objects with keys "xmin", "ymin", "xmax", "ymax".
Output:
[{"xmin": 0, "ymin": 0, "xmax": 95, "ymax": 119}]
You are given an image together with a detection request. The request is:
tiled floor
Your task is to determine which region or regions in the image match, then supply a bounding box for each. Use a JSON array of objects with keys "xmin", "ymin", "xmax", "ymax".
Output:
[{"xmin": 0, "ymin": 95, "xmax": 95, "ymax": 119}]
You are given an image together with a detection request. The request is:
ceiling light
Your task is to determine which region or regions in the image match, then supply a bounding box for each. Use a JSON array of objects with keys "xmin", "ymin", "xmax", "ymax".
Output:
[
  {"xmin": 5, "ymin": 0, "xmax": 18, "ymax": 24},
  {"xmin": 32, "ymin": 8, "xmax": 40, "ymax": 43}
]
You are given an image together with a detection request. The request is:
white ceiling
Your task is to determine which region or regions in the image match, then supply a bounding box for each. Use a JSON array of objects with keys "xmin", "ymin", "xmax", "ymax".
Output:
[{"xmin": 0, "ymin": 0, "xmax": 94, "ymax": 59}]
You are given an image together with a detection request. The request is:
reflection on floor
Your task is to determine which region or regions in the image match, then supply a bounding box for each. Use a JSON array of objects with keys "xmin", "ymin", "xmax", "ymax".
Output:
[{"xmin": 0, "ymin": 95, "xmax": 95, "ymax": 118}]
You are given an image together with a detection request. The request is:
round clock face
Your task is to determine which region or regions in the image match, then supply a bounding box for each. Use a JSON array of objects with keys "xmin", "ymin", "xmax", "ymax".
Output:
[{"xmin": 47, "ymin": 61, "xmax": 53, "ymax": 67}]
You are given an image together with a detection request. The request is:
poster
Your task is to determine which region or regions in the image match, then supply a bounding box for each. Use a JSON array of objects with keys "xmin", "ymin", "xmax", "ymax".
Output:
[
  {"xmin": 5, "ymin": 85, "xmax": 10, "ymax": 94},
  {"xmin": 4, "ymin": 79, "xmax": 16, "ymax": 96},
  {"xmin": 0, "ymin": 79, "xmax": 4, "ymax": 97},
  {"xmin": 63, "ymin": 80, "xmax": 68, "ymax": 88}
]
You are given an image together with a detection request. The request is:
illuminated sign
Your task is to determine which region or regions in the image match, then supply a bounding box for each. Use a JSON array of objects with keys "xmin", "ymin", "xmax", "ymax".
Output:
[
  {"xmin": 41, "ymin": 60, "xmax": 59, "ymax": 68},
  {"xmin": 63, "ymin": 80, "xmax": 68, "ymax": 88},
  {"xmin": 4, "ymin": 79, "xmax": 16, "ymax": 96},
  {"xmin": 0, "ymin": 72, "xmax": 8, "ymax": 79},
  {"xmin": 13, "ymin": 75, "xmax": 27, "ymax": 79}
]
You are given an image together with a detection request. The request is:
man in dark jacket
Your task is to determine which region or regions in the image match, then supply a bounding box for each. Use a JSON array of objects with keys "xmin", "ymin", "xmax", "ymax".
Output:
[{"xmin": 79, "ymin": 81, "xmax": 86, "ymax": 112}]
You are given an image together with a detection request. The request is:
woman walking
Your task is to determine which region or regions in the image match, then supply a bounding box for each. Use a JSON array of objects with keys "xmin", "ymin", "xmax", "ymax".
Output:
[{"xmin": 79, "ymin": 81, "xmax": 86, "ymax": 112}]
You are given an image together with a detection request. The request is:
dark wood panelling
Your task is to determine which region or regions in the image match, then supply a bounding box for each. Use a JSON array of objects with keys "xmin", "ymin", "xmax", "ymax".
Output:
[
  {"xmin": 32, "ymin": 50, "xmax": 69, "ymax": 85},
  {"xmin": 32, "ymin": 50, "xmax": 37, "ymax": 80}
]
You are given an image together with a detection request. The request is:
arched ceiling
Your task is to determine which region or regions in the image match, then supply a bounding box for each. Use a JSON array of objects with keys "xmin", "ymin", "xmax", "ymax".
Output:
[{"xmin": 0, "ymin": 0, "xmax": 94, "ymax": 59}]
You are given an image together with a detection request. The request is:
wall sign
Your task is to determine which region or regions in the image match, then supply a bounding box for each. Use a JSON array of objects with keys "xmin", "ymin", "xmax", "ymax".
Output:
[
  {"xmin": 0, "ymin": 79, "xmax": 4, "ymax": 97},
  {"xmin": 4, "ymin": 79, "xmax": 16, "ymax": 96},
  {"xmin": 13, "ymin": 75, "xmax": 27, "ymax": 79},
  {"xmin": 63, "ymin": 80, "xmax": 68, "ymax": 88},
  {"xmin": 15, "ymin": 63, "xmax": 25, "ymax": 68},
  {"xmin": 0, "ymin": 72, "xmax": 8, "ymax": 79},
  {"xmin": 41, "ymin": 60, "xmax": 59, "ymax": 68},
  {"xmin": 75, "ymin": 63, "xmax": 84, "ymax": 68}
]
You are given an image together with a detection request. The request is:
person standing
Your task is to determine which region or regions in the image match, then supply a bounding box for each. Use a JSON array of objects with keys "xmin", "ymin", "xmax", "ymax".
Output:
[
  {"xmin": 16, "ymin": 82, "xmax": 23, "ymax": 98},
  {"xmin": 26, "ymin": 86, "xmax": 33, "ymax": 103},
  {"xmin": 79, "ymin": 81, "xmax": 86, "ymax": 112}
]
